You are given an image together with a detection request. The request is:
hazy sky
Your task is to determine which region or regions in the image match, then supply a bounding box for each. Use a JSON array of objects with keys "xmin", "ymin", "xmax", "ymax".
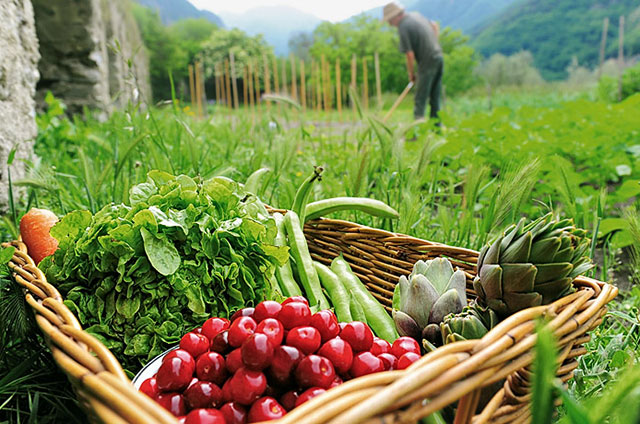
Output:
[{"xmin": 188, "ymin": 0, "xmax": 390, "ymax": 22}]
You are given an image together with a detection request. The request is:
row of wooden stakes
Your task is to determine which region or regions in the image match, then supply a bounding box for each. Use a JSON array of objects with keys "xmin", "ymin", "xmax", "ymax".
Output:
[{"xmin": 187, "ymin": 53, "xmax": 385, "ymax": 117}]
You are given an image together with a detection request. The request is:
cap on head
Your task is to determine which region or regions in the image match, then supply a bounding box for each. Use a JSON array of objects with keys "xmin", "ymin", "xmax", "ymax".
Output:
[{"xmin": 382, "ymin": 2, "xmax": 404, "ymax": 23}]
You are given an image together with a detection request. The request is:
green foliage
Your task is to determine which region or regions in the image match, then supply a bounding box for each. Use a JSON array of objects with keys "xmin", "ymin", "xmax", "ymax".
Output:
[
  {"xmin": 439, "ymin": 29, "xmax": 479, "ymax": 95},
  {"xmin": 201, "ymin": 29, "xmax": 273, "ymax": 81},
  {"xmin": 472, "ymin": 0, "xmax": 640, "ymax": 80},
  {"xmin": 598, "ymin": 62, "xmax": 640, "ymax": 102},
  {"xmin": 132, "ymin": 5, "xmax": 218, "ymax": 101},
  {"xmin": 476, "ymin": 51, "xmax": 544, "ymax": 87}
]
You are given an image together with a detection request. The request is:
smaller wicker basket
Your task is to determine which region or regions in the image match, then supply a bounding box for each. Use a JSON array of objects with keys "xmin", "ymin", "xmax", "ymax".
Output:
[{"xmin": 4, "ymin": 217, "xmax": 617, "ymax": 424}]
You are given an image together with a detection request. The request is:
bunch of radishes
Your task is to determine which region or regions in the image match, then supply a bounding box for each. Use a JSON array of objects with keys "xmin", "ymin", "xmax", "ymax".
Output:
[{"xmin": 139, "ymin": 296, "xmax": 421, "ymax": 424}]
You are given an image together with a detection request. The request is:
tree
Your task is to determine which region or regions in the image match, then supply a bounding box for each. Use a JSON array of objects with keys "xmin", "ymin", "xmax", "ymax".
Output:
[{"xmin": 288, "ymin": 31, "xmax": 313, "ymax": 63}]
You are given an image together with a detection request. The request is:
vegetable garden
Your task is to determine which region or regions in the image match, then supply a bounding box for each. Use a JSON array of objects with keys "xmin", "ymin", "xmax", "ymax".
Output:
[{"xmin": 1, "ymin": 86, "xmax": 640, "ymax": 423}]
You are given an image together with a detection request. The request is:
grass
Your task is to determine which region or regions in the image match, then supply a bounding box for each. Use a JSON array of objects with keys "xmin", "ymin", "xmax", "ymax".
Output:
[{"xmin": 1, "ymin": 86, "xmax": 639, "ymax": 421}]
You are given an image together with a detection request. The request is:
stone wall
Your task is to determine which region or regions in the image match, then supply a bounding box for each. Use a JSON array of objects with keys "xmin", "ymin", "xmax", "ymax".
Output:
[
  {"xmin": 0, "ymin": 0, "xmax": 39, "ymax": 209},
  {"xmin": 32, "ymin": 0, "xmax": 150, "ymax": 114}
]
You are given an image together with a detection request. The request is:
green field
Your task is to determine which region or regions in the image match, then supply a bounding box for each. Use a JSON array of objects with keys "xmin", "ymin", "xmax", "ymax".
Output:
[{"xmin": 2, "ymin": 87, "xmax": 640, "ymax": 421}]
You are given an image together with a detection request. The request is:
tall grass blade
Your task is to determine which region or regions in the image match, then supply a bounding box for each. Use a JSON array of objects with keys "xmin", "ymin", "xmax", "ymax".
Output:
[{"xmin": 531, "ymin": 320, "xmax": 558, "ymax": 424}]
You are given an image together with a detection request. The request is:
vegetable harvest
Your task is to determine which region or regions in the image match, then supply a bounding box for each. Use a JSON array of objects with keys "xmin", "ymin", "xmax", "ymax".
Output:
[{"xmin": 40, "ymin": 171, "xmax": 288, "ymax": 372}]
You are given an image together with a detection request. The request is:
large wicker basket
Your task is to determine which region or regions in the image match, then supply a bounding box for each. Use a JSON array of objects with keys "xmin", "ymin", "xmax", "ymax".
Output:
[{"xmin": 4, "ymin": 217, "xmax": 617, "ymax": 424}]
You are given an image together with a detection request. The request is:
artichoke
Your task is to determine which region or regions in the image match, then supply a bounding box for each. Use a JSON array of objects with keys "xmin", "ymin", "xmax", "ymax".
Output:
[
  {"xmin": 392, "ymin": 258, "xmax": 467, "ymax": 342},
  {"xmin": 473, "ymin": 213, "xmax": 593, "ymax": 319},
  {"xmin": 440, "ymin": 302, "xmax": 499, "ymax": 344}
]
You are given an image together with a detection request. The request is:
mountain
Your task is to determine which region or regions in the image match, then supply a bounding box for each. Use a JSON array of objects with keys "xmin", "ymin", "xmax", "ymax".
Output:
[
  {"xmin": 472, "ymin": 0, "xmax": 640, "ymax": 80},
  {"xmin": 135, "ymin": 0, "xmax": 223, "ymax": 26},
  {"xmin": 220, "ymin": 6, "xmax": 321, "ymax": 55},
  {"xmin": 359, "ymin": 0, "xmax": 519, "ymax": 33}
]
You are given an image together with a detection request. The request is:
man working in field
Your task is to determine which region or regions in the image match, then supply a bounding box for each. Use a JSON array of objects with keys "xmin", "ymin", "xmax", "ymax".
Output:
[{"xmin": 383, "ymin": 2, "xmax": 443, "ymax": 123}]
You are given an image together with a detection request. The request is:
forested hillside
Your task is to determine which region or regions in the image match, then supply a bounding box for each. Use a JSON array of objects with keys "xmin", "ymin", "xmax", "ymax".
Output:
[{"xmin": 472, "ymin": 0, "xmax": 640, "ymax": 79}]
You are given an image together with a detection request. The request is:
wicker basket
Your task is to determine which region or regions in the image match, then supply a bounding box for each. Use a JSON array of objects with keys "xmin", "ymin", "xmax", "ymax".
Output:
[{"xmin": 4, "ymin": 217, "xmax": 617, "ymax": 424}]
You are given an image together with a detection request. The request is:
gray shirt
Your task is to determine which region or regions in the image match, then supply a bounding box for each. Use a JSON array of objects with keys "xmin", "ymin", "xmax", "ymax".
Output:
[{"xmin": 398, "ymin": 12, "xmax": 443, "ymax": 67}]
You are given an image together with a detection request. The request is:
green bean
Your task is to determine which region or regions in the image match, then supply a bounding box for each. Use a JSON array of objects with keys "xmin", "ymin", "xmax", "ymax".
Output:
[
  {"xmin": 273, "ymin": 213, "xmax": 302, "ymax": 297},
  {"xmin": 284, "ymin": 211, "xmax": 330, "ymax": 309},
  {"xmin": 349, "ymin": 293, "xmax": 367, "ymax": 323},
  {"xmin": 331, "ymin": 256, "xmax": 398, "ymax": 342},
  {"xmin": 314, "ymin": 262, "xmax": 353, "ymax": 322},
  {"xmin": 304, "ymin": 197, "xmax": 399, "ymax": 222},
  {"xmin": 291, "ymin": 166, "xmax": 323, "ymax": 224},
  {"xmin": 244, "ymin": 167, "xmax": 270, "ymax": 195}
]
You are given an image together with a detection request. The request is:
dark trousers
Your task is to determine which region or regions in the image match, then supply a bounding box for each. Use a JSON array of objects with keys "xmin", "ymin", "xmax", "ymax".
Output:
[{"xmin": 414, "ymin": 56, "xmax": 443, "ymax": 121}]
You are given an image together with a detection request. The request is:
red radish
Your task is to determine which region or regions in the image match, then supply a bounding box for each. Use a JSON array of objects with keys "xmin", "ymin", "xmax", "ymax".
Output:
[
  {"xmin": 286, "ymin": 326, "xmax": 321, "ymax": 354},
  {"xmin": 19, "ymin": 208, "xmax": 58, "ymax": 264},
  {"xmin": 180, "ymin": 332, "xmax": 210, "ymax": 358},
  {"xmin": 248, "ymin": 396, "xmax": 286, "ymax": 422},
  {"xmin": 378, "ymin": 353, "xmax": 398, "ymax": 370},
  {"xmin": 396, "ymin": 352, "xmax": 421, "ymax": 370},
  {"xmin": 279, "ymin": 390, "xmax": 299, "ymax": 411},
  {"xmin": 253, "ymin": 301, "xmax": 282, "ymax": 322},
  {"xmin": 317, "ymin": 338, "xmax": 353, "ymax": 375},
  {"xmin": 226, "ymin": 348, "xmax": 244, "ymax": 374},
  {"xmin": 310, "ymin": 310, "xmax": 340, "ymax": 342},
  {"xmin": 178, "ymin": 417, "xmax": 187, "ymax": 424},
  {"xmin": 155, "ymin": 392, "xmax": 187, "ymax": 416},
  {"xmin": 220, "ymin": 402, "xmax": 247, "ymax": 424},
  {"xmin": 231, "ymin": 307, "xmax": 255, "ymax": 322},
  {"xmin": 256, "ymin": 318, "xmax": 284, "ymax": 346},
  {"xmin": 295, "ymin": 355, "xmax": 336, "ymax": 389},
  {"xmin": 228, "ymin": 317, "xmax": 257, "ymax": 347},
  {"xmin": 241, "ymin": 333, "xmax": 274, "ymax": 370},
  {"xmin": 156, "ymin": 356, "xmax": 195, "ymax": 392},
  {"xmin": 229, "ymin": 368, "xmax": 267, "ymax": 405},
  {"xmin": 277, "ymin": 302, "xmax": 311, "ymax": 329},
  {"xmin": 339, "ymin": 321, "xmax": 373, "ymax": 352},
  {"xmin": 196, "ymin": 352, "xmax": 226, "ymax": 385},
  {"xmin": 281, "ymin": 296, "xmax": 309, "ymax": 307},
  {"xmin": 184, "ymin": 408, "xmax": 226, "ymax": 424},
  {"xmin": 268, "ymin": 345, "xmax": 304, "ymax": 386},
  {"xmin": 194, "ymin": 327, "xmax": 203, "ymax": 334},
  {"xmin": 391, "ymin": 337, "xmax": 421, "ymax": 358},
  {"xmin": 202, "ymin": 317, "xmax": 230, "ymax": 340},
  {"xmin": 350, "ymin": 352, "xmax": 384, "ymax": 378},
  {"xmin": 370, "ymin": 338, "xmax": 392, "ymax": 356},
  {"xmin": 184, "ymin": 381, "xmax": 223, "ymax": 409},
  {"xmin": 295, "ymin": 387, "xmax": 326, "ymax": 407},
  {"xmin": 211, "ymin": 330, "xmax": 231, "ymax": 354},
  {"xmin": 139, "ymin": 377, "xmax": 158, "ymax": 398}
]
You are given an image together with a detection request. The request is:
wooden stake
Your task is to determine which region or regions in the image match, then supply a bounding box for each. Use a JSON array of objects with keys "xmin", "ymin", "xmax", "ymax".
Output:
[
  {"xmin": 325, "ymin": 59, "xmax": 332, "ymax": 110},
  {"xmin": 374, "ymin": 51, "xmax": 382, "ymax": 108},
  {"xmin": 195, "ymin": 62, "xmax": 201, "ymax": 116},
  {"xmin": 300, "ymin": 59, "xmax": 306, "ymax": 110},
  {"xmin": 310, "ymin": 60, "xmax": 316, "ymax": 110},
  {"xmin": 598, "ymin": 17, "xmax": 610, "ymax": 79},
  {"xmin": 230, "ymin": 52, "xmax": 239, "ymax": 109},
  {"xmin": 321, "ymin": 55, "xmax": 328, "ymax": 112},
  {"xmin": 262, "ymin": 54, "xmax": 271, "ymax": 111},
  {"xmin": 315, "ymin": 62, "xmax": 322, "ymax": 111},
  {"xmin": 281, "ymin": 58, "xmax": 288, "ymax": 96},
  {"xmin": 253, "ymin": 59, "xmax": 260, "ymax": 109},
  {"xmin": 351, "ymin": 54, "xmax": 357, "ymax": 117},
  {"xmin": 618, "ymin": 15, "xmax": 625, "ymax": 101},
  {"xmin": 188, "ymin": 64, "xmax": 195, "ymax": 107},
  {"xmin": 219, "ymin": 63, "xmax": 227, "ymax": 107},
  {"xmin": 214, "ymin": 63, "xmax": 221, "ymax": 106},
  {"xmin": 272, "ymin": 55, "xmax": 280, "ymax": 93},
  {"xmin": 291, "ymin": 55, "xmax": 298, "ymax": 101},
  {"xmin": 243, "ymin": 66, "xmax": 248, "ymax": 108},
  {"xmin": 336, "ymin": 58, "xmax": 342, "ymax": 117},
  {"xmin": 224, "ymin": 59, "xmax": 232, "ymax": 109},
  {"xmin": 362, "ymin": 56, "xmax": 369, "ymax": 109},
  {"xmin": 248, "ymin": 60, "xmax": 255, "ymax": 110}
]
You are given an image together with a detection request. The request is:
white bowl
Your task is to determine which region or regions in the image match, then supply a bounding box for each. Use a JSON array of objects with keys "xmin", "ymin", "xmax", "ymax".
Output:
[{"xmin": 131, "ymin": 345, "xmax": 179, "ymax": 389}]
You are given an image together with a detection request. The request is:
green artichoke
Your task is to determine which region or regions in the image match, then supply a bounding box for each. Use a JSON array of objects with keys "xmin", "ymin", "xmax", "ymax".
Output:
[
  {"xmin": 473, "ymin": 213, "xmax": 593, "ymax": 319},
  {"xmin": 392, "ymin": 258, "xmax": 467, "ymax": 342},
  {"xmin": 440, "ymin": 302, "xmax": 499, "ymax": 344}
]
